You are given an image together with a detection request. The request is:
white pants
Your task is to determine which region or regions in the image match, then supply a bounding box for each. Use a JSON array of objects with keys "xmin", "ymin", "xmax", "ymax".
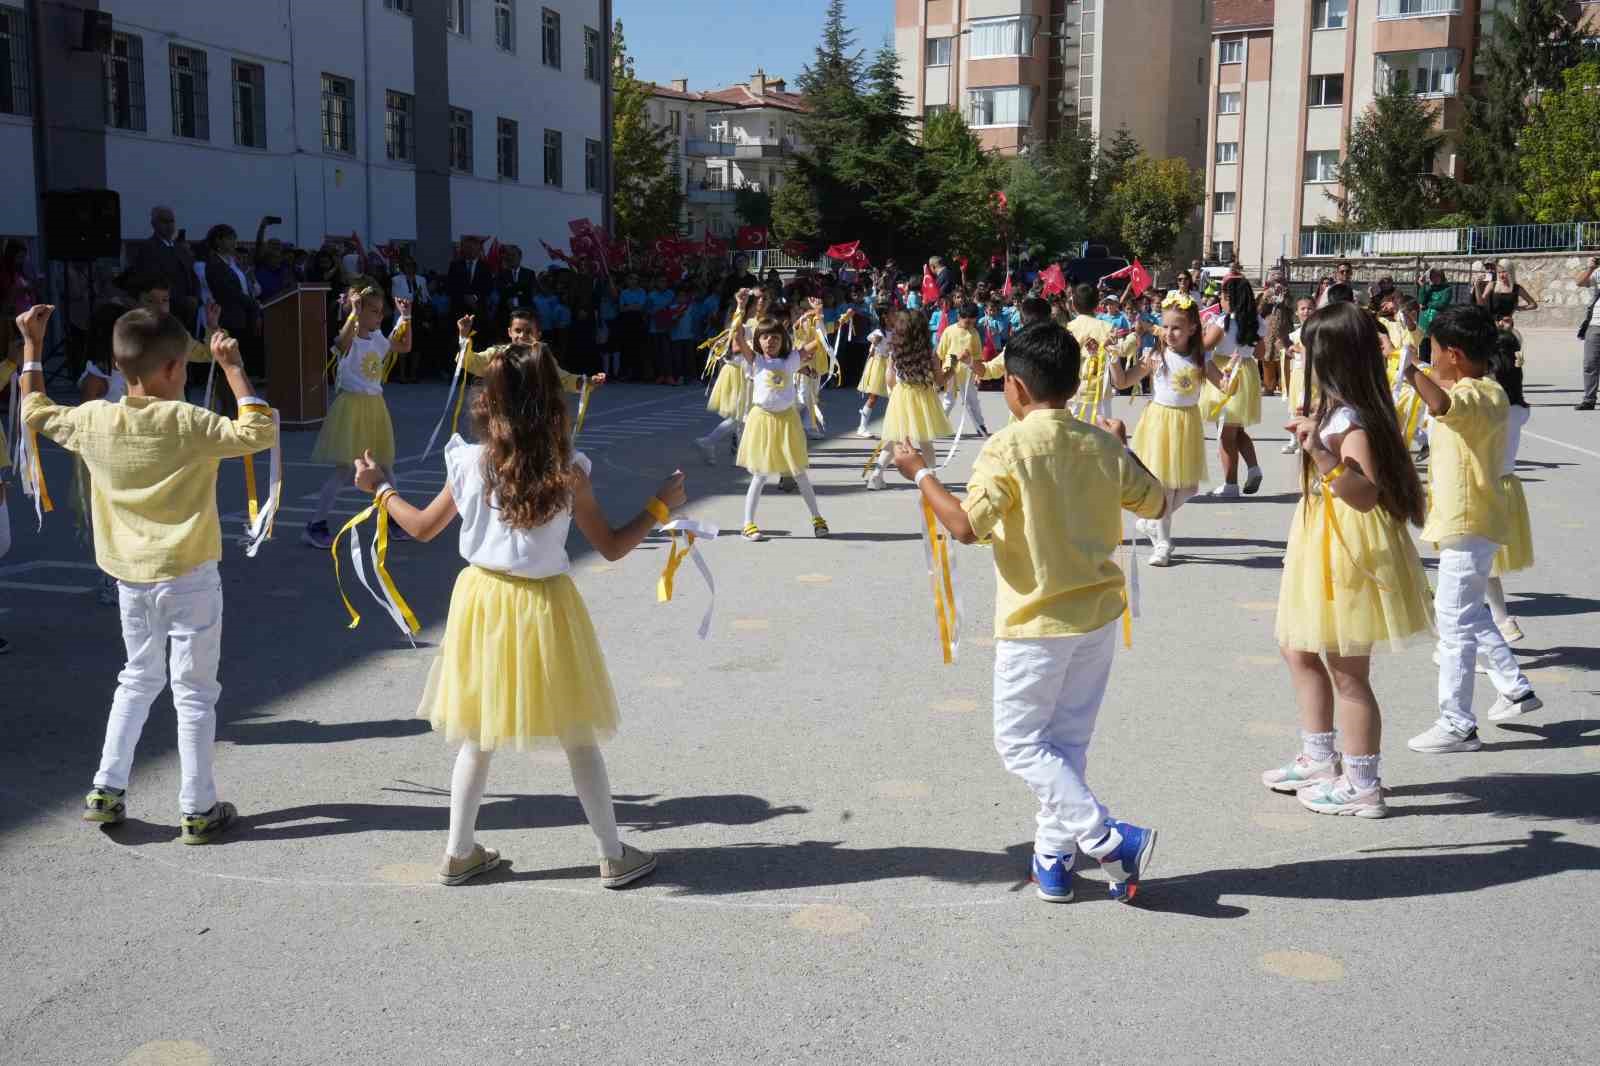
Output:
[
  {"xmin": 956, "ymin": 378, "xmax": 986, "ymax": 429},
  {"xmin": 798, "ymin": 377, "xmax": 822, "ymax": 431},
  {"xmin": 99, "ymin": 562, "xmax": 224, "ymax": 814},
  {"xmin": 1435, "ymin": 536, "xmax": 1530, "ymax": 730},
  {"xmin": 992, "ymin": 622, "xmax": 1119, "ymax": 857}
]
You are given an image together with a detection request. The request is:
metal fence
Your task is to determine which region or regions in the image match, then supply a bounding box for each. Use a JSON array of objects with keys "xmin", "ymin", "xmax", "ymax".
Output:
[
  {"xmin": 1300, "ymin": 222, "xmax": 1600, "ymax": 259},
  {"xmin": 727, "ymin": 247, "xmax": 826, "ymax": 273}
]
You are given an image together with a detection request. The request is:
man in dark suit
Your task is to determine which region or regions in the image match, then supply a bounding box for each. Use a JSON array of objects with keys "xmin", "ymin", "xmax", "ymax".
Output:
[
  {"xmin": 446, "ymin": 236, "xmax": 495, "ymax": 324},
  {"xmin": 496, "ymin": 244, "xmax": 536, "ymax": 331},
  {"xmin": 128, "ymin": 205, "xmax": 199, "ymax": 329}
]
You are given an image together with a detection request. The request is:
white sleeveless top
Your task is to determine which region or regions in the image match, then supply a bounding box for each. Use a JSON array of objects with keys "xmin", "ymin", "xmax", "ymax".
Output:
[
  {"xmin": 1502, "ymin": 404, "xmax": 1530, "ymax": 476},
  {"xmin": 335, "ymin": 333, "xmax": 390, "ymax": 396},
  {"xmin": 1152, "ymin": 350, "xmax": 1205, "ymax": 408},
  {"xmin": 1213, "ymin": 315, "xmax": 1268, "ymax": 359},
  {"xmin": 750, "ymin": 351, "xmax": 802, "ymax": 413},
  {"xmin": 444, "ymin": 435, "xmax": 588, "ymax": 579},
  {"xmin": 1320, "ymin": 404, "xmax": 1362, "ymax": 450}
]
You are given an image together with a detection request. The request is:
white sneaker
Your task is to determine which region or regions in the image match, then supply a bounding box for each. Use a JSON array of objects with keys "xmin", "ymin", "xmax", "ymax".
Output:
[
  {"xmin": 1497, "ymin": 618, "xmax": 1525, "ymax": 643},
  {"xmin": 694, "ymin": 437, "xmax": 717, "ymax": 466},
  {"xmin": 1209, "ymin": 482, "xmax": 1241, "ymax": 498},
  {"xmin": 1297, "ymin": 776, "xmax": 1388, "ymax": 819},
  {"xmin": 1487, "ymin": 690, "xmax": 1543, "ymax": 723},
  {"xmin": 1148, "ymin": 541, "xmax": 1174, "ymax": 567},
  {"xmin": 1261, "ymin": 754, "xmax": 1339, "ymax": 794},
  {"xmin": 855, "ymin": 422, "xmax": 872, "ymax": 438},
  {"xmin": 1243, "ymin": 466, "xmax": 1264, "ymax": 495},
  {"xmin": 1134, "ymin": 518, "xmax": 1157, "ymax": 542},
  {"xmin": 1407, "ymin": 721, "xmax": 1483, "ymax": 754},
  {"xmin": 1432, "ymin": 649, "xmax": 1489, "ymax": 676},
  {"xmin": 865, "ymin": 471, "xmax": 887, "ymax": 491}
]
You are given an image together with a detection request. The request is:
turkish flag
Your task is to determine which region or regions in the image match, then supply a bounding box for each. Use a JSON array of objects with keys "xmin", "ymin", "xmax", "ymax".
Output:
[
  {"xmin": 921, "ymin": 265, "xmax": 940, "ymax": 305},
  {"xmin": 569, "ymin": 218, "xmax": 596, "ymax": 239},
  {"xmin": 847, "ymin": 250, "xmax": 871, "ymax": 270},
  {"xmin": 703, "ymin": 233, "xmax": 728, "ymax": 256},
  {"xmin": 783, "ymin": 239, "xmax": 812, "ymax": 259},
  {"xmin": 1002, "ymin": 272, "xmax": 1014, "ymax": 299},
  {"xmin": 736, "ymin": 225, "xmax": 768, "ymax": 251},
  {"xmin": 1040, "ymin": 263, "xmax": 1067, "ymax": 297},
  {"xmin": 825, "ymin": 241, "xmax": 860, "ymax": 261},
  {"xmin": 1103, "ymin": 259, "xmax": 1154, "ymax": 298}
]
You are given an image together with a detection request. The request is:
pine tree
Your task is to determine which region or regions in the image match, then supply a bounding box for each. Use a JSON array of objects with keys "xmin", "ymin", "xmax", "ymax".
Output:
[
  {"xmin": 916, "ymin": 112, "xmax": 1003, "ymax": 262},
  {"xmin": 1328, "ymin": 72, "xmax": 1444, "ymax": 230},
  {"xmin": 609, "ymin": 20, "xmax": 681, "ymax": 243},
  {"xmin": 1091, "ymin": 126, "xmax": 1143, "ymax": 239},
  {"xmin": 850, "ymin": 39, "xmax": 923, "ymax": 258},
  {"xmin": 791, "ymin": 0, "xmax": 867, "ymax": 239},
  {"xmin": 1457, "ymin": 0, "xmax": 1586, "ymax": 224},
  {"xmin": 771, "ymin": 170, "xmax": 821, "ymax": 242}
]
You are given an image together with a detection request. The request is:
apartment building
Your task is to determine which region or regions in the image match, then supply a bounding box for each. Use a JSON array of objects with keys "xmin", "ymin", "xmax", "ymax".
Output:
[
  {"xmin": 1204, "ymin": 0, "xmax": 1600, "ymax": 269},
  {"xmin": 1, "ymin": 0, "xmax": 610, "ymax": 271},
  {"xmin": 647, "ymin": 70, "xmax": 807, "ymax": 239},
  {"xmin": 894, "ymin": 0, "xmax": 1211, "ymax": 166}
]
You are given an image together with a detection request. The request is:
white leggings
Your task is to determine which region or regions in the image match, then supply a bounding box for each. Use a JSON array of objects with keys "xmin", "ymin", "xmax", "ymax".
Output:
[
  {"xmin": 447, "ymin": 740, "xmax": 622, "ymax": 861},
  {"xmin": 744, "ymin": 472, "xmax": 821, "ymax": 528},
  {"xmin": 702, "ymin": 417, "xmax": 739, "ymax": 444},
  {"xmin": 1157, "ymin": 487, "xmax": 1195, "ymax": 543},
  {"xmin": 875, "ymin": 440, "xmax": 938, "ymax": 475}
]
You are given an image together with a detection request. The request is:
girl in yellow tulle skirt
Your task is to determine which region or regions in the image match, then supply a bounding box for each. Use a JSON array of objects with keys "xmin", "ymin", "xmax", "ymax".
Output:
[
  {"xmin": 854, "ymin": 312, "xmax": 892, "ymax": 438},
  {"xmin": 866, "ymin": 309, "xmax": 952, "ymax": 490},
  {"xmin": 1201, "ymin": 277, "xmax": 1266, "ymax": 496},
  {"xmin": 1486, "ymin": 334, "xmax": 1533, "ymax": 643},
  {"xmin": 352, "ymin": 341, "xmax": 675, "ymax": 889},
  {"xmin": 695, "ymin": 302, "xmax": 757, "ymax": 466},
  {"xmin": 1265, "ymin": 302, "xmax": 1432, "ymax": 820}
]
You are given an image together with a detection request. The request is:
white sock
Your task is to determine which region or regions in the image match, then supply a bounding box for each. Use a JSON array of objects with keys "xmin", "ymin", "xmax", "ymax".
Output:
[
  {"xmin": 793, "ymin": 471, "xmax": 822, "ymax": 520},
  {"xmin": 703, "ymin": 418, "xmax": 735, "ymax": 445},
  {"xmin": 1486, "ymin": 577, "xmax": 1510, "ymax": 625},
  {"xmin": 1157, "ymin": 513, "xmax": 1173, "ymax": 543},
  {"xmin": 1302, "ymin": 730, "xmax": 1337, "ymax": 762},
  {"xmin": 744, "ymin": 474, "xmax": 767, "ymax": 528},
  {"xmin": 313, "ymin": 468, "xmax": 345, "ymax": 524},
  {"xmin": 1344, "ymin": 752, "xmax": 1381, "ymax": 791},
  {"xmin": 0, "ymin": 499, "xmax": 10, "ymax": 559},
  {"xmin": 446, "ymin": 741, "xmax": 494, "ymax": 860},
  {"xmin": 565, "ymin": 744, "xmax": 623, "ymax": 860}
]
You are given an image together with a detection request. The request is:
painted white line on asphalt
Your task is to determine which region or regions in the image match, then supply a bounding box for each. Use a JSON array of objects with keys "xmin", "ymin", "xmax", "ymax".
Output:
[
  {"xmin": 1524, "ymin": 430, "xmax": 1600, "ymax": 461},
  {"xmin": 0, "ymin": 580, "xmax": 96, "ymax": 594}
]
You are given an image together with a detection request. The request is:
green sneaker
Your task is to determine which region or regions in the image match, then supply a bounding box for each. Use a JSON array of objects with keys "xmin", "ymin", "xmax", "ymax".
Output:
[
  {"xmin": 82, "ymin": 787, "xmax": 126, "ymax": 825},
  {"xmin": 179, "ymin": 801, "xmax": 238, "ymax": 845}
]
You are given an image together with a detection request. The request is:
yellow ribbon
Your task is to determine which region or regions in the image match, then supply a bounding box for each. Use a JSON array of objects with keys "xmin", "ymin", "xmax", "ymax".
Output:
[
  {"xmin": 1317, "ymin": 477, "xmax": 1390, "ymax": 603},
  {"xmin": 1072, "ymin": 343, "xmax": 1107, "ymax": 422},
  {"xmin": 657, "ymin": 531, "xmax": 694, "ymax": 603},
  {"xmin": 331, "ymin": 495, "xmax": 420, "ymax": 637},
  {"xmin": 574, "ymin": 376, "xmax": 593, "ymax": 438},
  {"xmin": 862, "ymin": 439, "xmax": 887, "ymax": 478},
  {"xmin": 242, "ymin": 452, "xmax": 260, "ymax": 527},
  {"xmin": 921, "ymin": 498, "xmax": 958, "ymax": 665},
  {"xmin": 29, "ymin": 430, "xmax": 53, "ymax": 515},
  {"xmin": 372, "ymin": 503, "xmax": 421, "ymax": 636},
  {"xmin": 1206, "ymin": 354, "xmax": 1243, "ymax": 422}
]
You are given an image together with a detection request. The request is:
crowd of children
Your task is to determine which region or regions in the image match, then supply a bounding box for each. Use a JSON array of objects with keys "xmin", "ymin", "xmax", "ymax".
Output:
[{"xmin": 2, "ymin": 249, "xmax": 1558, "ymax": 905}]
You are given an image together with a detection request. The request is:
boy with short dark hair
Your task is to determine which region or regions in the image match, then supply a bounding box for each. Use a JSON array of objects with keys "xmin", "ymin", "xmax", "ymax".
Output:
[
  {"xmin": 893, "ymin": 320, "xmax": 1168, "ymax": 903},
  {"xmin": 17, "ymin": 304, "xmax": 278, "ymax": 842}
]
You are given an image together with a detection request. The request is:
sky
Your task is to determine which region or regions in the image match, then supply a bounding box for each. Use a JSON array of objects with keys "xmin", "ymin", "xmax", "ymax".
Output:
[{"xmin": 612, "ymin": 0, "xmax": 897, "ymax": 92}]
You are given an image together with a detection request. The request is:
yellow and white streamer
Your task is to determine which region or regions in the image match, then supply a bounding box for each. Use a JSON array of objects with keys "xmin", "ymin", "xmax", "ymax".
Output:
[
  {"xmin": 422, "ymin": 338, "xmax": 471, "ymax": 460},
  {"xmin": 1071, "ymin": 341, "xmax": 1109, "ymax": 424},
  {"xmin": 573, "ymin": 375, "xmax": 594, "ymax": 439},
  {"xmin": 242, "ymin": 410, "xmax": 283, "ymax": 558},
  {"xmin": 1206, "ymin": 353, "xmax": 1243, "ymax": 426},
  {"xmin": 331, "ymin": 493, "xmax": 421, "ymax": 643},
  {"xmin": 655, "ymin": 517, "xmax": 719, "ymax": 639},
  {"xmin": 9, "ymin": 368, "xmax": 53, "ymax": 530},
  {"xmin": 918, "ymin": 497, "xmax": 961, "ymax": 664}
]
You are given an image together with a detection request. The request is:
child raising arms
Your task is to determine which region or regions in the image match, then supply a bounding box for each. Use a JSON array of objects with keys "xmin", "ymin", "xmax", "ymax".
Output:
[{"xmin": 353, "ymin": 342, "xmax": 683, "ymax": 886}]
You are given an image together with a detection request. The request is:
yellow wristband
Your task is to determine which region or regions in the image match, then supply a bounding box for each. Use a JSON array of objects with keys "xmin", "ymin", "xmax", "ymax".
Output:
[
  {"xmin": 645, "ymin": 497, "xmax": 670, "ymax": 525},
  {"xmin": 1321, "ymin": 462, "xmax": 1346, "ymax": 484}
]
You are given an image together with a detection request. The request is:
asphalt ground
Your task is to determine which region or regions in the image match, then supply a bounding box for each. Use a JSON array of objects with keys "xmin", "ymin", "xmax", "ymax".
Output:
[{"xmin": 1, "ymin": 331, "xmax": 1596, "ymax": 1065}]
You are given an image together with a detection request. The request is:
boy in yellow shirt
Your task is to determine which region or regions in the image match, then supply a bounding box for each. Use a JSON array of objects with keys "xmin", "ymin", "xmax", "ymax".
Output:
[
  {"xmin": 893, "ymin": 320, "xmax": 1167, "ymax": 904},
  {"xmin": 17, "ymin": 304, "xmax": 278, "ymax": 843},
  {"xmin": 937, "ymin": 303, "xmax": 991, "ymax": 436},
  {"xmin": 1402, "ymin": 304, "xmax": 1540, "ymax": 754}
]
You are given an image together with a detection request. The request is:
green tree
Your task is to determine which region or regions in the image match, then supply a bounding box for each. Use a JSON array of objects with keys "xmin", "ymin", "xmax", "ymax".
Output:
[
  {"xmin": 734, "ymin": 187, "xmax": 772, "ymax": 229},
  {"xmin": 1519, "ymin": 59, "xmax": 1600, "ymax": 222},
  {"xmin": 609, "ymin": 20, "xmax": 681, "ymax": 242},
  {"xmin": 1327, "ymin": 71, "xmax": 1444, "ymax": 229},
  {"xmin": 916, "ymin": 111, "xmax": 1002, "ymax": 262},
  {"xmin": 1457, "ymin": 0, "xmax": 1587, "ymax": 223},
  {"xmin": 1091, "ymin": 125, "xmax": 1143, "ymax": 238},
  {"xmin": 790, "ymin": 0, "xmax": 869, "ymax": 240},
  {"xmin": 849, "ymin": 39, "xmax": 924, "ymax": 259},
  {"xmin": 1000, "ymin": 152, "xmax": 1089, "ymax": 261},
  {"xmin": 1110, "ymin": 156, "xmax": 1205, "ymax": 264},
  {"xmin": 770, "ymin": 170, "xmax": 821, "ymax": 242}
]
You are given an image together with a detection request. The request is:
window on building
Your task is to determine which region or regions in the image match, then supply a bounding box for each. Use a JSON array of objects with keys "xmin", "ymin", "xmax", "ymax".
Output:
[
  {"xmin": 446, "ymin": 0, "xmax": 467, "ymax": 35},
  {"xmin": 925, "ymin": 37, "xmax": 952, "ymax": 66},
  {"xmin": 767, "ymin": 120, "xmax": 776, "ymax": 139},
  {"xmin": 1308, "ymin": 74, "xmax": 1345, "ymax": 106},
  {"xmin": 497, "ymin": 117, "xmax": 518, "ymax": 179},
  {"xmin": 1213, "ymin": 240, "xmax": 1235, "ymax": 263},
  {"xmin": 383, "ymin": 0, "xmax": 413, "ymax": 12},
  {"xmin": 585, "ymin": 138, "xmax": 602, "ymax": 191},
  {"xmin": 669, "ymin": 110, "xmax": 681, "ymax": 134},
  {"xmin": 968, "ymin": 17, "xmax": 1035, "ymax": 58},
  {"xmin": 168, "ymin": 45, "xmax": 208, "ymax": 140},
  {"xmin": 1305, "ymin": 149, "xmax": 1340, "ymax": 183},
  {"xmin": 1219, "ymin": 38, "xmax": 1244, "ymax": 64},
  {"xmin": 449, "ymin": 106, "xmax": 473, "ymax": 171},
  {"xmin": 494, "ymin": 1, "xmax": 515, "ymax": 52},
  {"xmin": 1377, "ymin": 48, "xmax": 1460, "ymax": 96},
  {"xmin": 544, "ymin": 129, "xmax": 563, "ymax": 186},
  {"xmin": 1215, "ymin": 141, "xmax": 1239, "ymax": 164},
  {"xmin": 967, "ymin": 86, "xmax": 1032, "ymax": 126},
  {"xmin": 1420, "ymin": 147, "xmax": 1438, "ymax": 175},
  {"xmin": 1213, "ymin": 191, "xmax": 1236, "ymax": 213},
  {"xmin": 385, "ymin": 90, "xmax": 415, "ymax": 161},
  {"xmin": 0, "ymin": 4, "xmax": 33, "ymax": 116},
  {"xmin": 104, "ymin": 32, "xmax": 146, "ymax": 131},
  {"xmin": 232, "ymin": 60, "xmax": 265, "ymax": 148},
  {"xmin": 541, "ymin": 7, "xmax": 561, "ymax": 68},
  {"xmin": 1379, "ymin": 0, "xmax": 1460, "ymax": 16},
  {"xmin": 924, "ymin": 103, "xmax": 949, "ymax": 120},
  {"xmin": 321, "ymin": 73, "xmax": 353, "ymax": 152},
  {"xmin": 1217, "ymin": 90, "xmax": 1240, "ymax": 114},
  {"xmin": 1312, "ymin": 0, "xmax": 1349, "ymax": 29},
  {"xmin": 584, "ymin": 26, "xmax": 602, "ymax": 81}
]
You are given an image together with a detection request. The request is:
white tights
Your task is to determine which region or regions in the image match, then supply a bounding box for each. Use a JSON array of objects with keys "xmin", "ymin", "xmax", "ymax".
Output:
[
  {"xmin": 744, "ymin": 472, "xmax": 821, "ymax": 528},
  {"xmin": 447, "ymin": 739, "xmax": 623, "ymax": 861},
  {"xmin": 702, "ymin": 417, "xmax": 738, "ymax": 445},
  {"xmin": 1157, "ymin": 487, "xmax": 1195, "ymax": 544},
  {"xmin": 875, "ymin": 440, "xmax": 937, "ymax": 475}
]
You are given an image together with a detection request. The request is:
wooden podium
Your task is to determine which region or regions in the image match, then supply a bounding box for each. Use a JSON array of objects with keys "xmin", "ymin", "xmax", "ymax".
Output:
[{"xmin": 263, "ymin": 285, "xmax": 330, "ymax": 429}]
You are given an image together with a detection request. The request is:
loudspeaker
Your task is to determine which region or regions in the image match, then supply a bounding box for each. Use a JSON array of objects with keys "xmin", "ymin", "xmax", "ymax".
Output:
[
  {"xmin": 80, "ymin": 10, "xmax": 113, "ymax": 53},
  {"xmin": 43, "ymin": 189, "xmax": 123, "ymax": 261}
]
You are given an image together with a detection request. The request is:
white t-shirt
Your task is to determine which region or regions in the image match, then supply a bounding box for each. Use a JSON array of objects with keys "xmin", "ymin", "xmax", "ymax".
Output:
[
  {"xmin": 866, "ymin": 328, "xmax": 887, "ymax": 358},
  {"xmin": 1502, "ymin": 404, "xmax": 1530, "ymax": 476},
  {"xmin": 79, "ymin": 362, "xmax": 127, "ymax": 404},
  {"xmin": 1320, "ymin": 404, "xmax": 1361, "ymax": 450},
  {"xmin": 1213, "ymin": 314, "xmax": 1267, "ymax": 359},
  {"xmin": 335, "ymin": 333, "xmax": 390, "ymax": 396},
  {"xmin": 445, "ymin": 435, "xmax": 589, "ymax": 580},
  {"xmin": 750, "ymin": 352, "xmax": 802, "ymax": 412},
  {"xmin": 1152, "ymin": 350, "xmax": 1204, "ymax": 408}
]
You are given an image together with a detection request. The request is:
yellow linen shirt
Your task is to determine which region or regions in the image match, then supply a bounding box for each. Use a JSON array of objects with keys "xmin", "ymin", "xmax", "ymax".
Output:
[
  {"xmin": 962, "ymin": 409, "xmax": 1166, "ymax": 639},
  {"xmin": 1420, "ymin": 376, "xmax": 1511, "ymax": 546},
  {"xmin": 1067, "ymin": 315, "xmax": 1114, "ymax": 362},
  {"xmin": 461, "ymin": 342, "xmax": 584, "ymax": 393},
  {"xmin": 24, "ymin": 392, "xmax": 278, "ymax": 582}
]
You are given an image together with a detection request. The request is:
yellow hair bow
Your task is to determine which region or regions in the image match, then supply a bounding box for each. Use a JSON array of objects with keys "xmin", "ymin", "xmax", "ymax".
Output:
[{"xmin": 1161, "ymin": 291, "xmax": 1195, "ymax": 311}]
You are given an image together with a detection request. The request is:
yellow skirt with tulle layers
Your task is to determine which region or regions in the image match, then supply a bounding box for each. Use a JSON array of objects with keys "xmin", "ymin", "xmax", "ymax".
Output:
[
  {"xmin": 737, "ymin": 406, "xmax": 809, "ymax": 476},
  {"xmin": 1131, "ymin": 402, "xmax": 1207, "ymax": 489},
  {"xmin": 1493, "ymin": 474, "xmax": 1533, "ymax": 576},
  {"xmin": 311, "ymin": 392, "xmax": 395, "ymax": 467},
  {"xmin": 880, "ymin": 384, "xmax": 952, "ymax": 443},
  {"xmin": 858, "ymin": 355, "xmax": 890, "ymax": 398},
  {"xmin": 707, "ymin": 361, "xmax": 751, "ymax": 420},
  {"xmin": 417, "ymin": 566, "xmax": 619, "ymax": 750},
  {"xmin": 1275, "ymin": 493, "xmax": 1435, "ymax": 655},
  {"xmin": 1202, "ymin": 356, "xmax": 1262, "ymax": 427}
]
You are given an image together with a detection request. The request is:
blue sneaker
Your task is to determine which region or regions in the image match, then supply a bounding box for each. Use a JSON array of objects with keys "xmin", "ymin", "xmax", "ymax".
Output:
[
  {"xmin": 1031, "ymin": 853, "xmax": 1074, "ymax": 903},
  {"xmin": 1097, "ymin": 821, "xmax": 1157, "ymax": 903}
]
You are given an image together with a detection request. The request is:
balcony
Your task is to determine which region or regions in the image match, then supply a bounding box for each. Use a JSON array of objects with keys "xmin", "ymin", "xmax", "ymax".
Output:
[
  {"xmin": 685, "ymin": 137, "xmax": 792, "ymax": 160},
  {"xmin": 1376, "ymin": 0, "xmax": 1461, "ymax": 18},
  {"xmin": 686, "ymin": 178, "xmax": 763, "ymax": 205},
  {"xmin": 1375, "ymin": 48, "xmax": 1461, "ymax": 98}
]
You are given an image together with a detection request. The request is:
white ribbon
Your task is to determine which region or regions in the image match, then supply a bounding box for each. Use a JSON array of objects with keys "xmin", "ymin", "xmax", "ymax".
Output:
[
  {"xmin": 346, "ymin": 513, "xmax": 416, "ymax": 645},
  {"xmin": 242, "ymin": 410, "xmax": 283, "ymax": 558},
  {"xmin": 421, "ymin": 340, "xmax": 469, "ymax": 461},
  {"xmin": 10, "ymin": 370, "xmax": 44, "ymax": 530},
  {"xmin": 202, "ymin": 353, "xmax": 218, "ymax": 412},
  {"xmin": 659, "ymin": 517, "xmax": 719, "ymax": 640},
  {"xmin": 937, "ymin": 374, "xmax": 973, "ymax": 473}
]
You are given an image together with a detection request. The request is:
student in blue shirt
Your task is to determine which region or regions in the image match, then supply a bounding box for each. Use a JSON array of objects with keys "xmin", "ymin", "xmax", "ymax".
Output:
[
  {"xmin": 668, "ymin": 283, "xmax": 702, "ymax": 386},
  {"xmin": 980, "ymin": 299, "xmax": 1012, "ymax": 354},
  {"xmin": 616, "ymin": 274, "xmax": 649, "ymax": 380},
  {"xmin": 1096, "ymin": 294, "xmax": 1131, "ymax": 333},
  {"xmin": 646, "ymin": 279, "xmax": 675, "ymax": 384}
]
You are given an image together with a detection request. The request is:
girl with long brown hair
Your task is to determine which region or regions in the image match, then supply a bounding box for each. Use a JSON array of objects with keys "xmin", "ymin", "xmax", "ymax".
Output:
[
  {"xmin": 866, "ymin": 308, "xmax": 953, "ymax": 489},
  {"xmin": 354, "ymin": 342, "xmax": 686, "ymax": 887},
  {"xmin": 1265, "ymin": 302, "xmax": 1432, "ymax": 819}
]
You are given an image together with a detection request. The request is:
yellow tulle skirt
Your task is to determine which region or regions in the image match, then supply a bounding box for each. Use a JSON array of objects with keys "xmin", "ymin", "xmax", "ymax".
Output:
[
  {"xmin": 1202, "ymin": 356, "xmax": 1262, "ymax": 426},
  {"xmin": 707, "ymin": 361, "xmax": 751, "ymax": 419},
  {"xmin": 1131, "ymin": 402, "xmax": 1207, "ymax": 489},
  {"xmin": 1285, "ymin": 366, "xmax": 1321, "ymax": 414},
  {"xmin": 737, "ymin": 405, "xmax": 809, "ymax": 476},
  {"xmin": 311, "ymin": 392, "xmax": 395, "ymax": 467},
  {"xmin": 881, "ymin": 384, "xmax": 952, "ymax": 443},
  {"xmin": 1493, "ymin": 474, "xmax": 1533, "ymax": 576},
  {"xmin": 417, "ymin": 567, "xmax": 619, "ymax": 750},
  {"xmin": 1276, "ymin": 493, "xmax": 1435, "ymax": 655},
  {"xmin": 858, "ymin": 355, "xmax": 890, "ymax": 398}
]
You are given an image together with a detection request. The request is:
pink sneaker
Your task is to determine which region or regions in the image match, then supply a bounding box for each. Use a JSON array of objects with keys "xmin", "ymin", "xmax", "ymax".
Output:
[
  {"xmin": 1260, "ymin": 754, "xmax": 1338, "ymax": 794},
  {"xmin": 1297, "ymin": 776, "xmax": 1387, "ymax": 819}
]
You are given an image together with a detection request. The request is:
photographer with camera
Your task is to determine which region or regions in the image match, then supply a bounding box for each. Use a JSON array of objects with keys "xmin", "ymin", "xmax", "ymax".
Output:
[{"xmin": 1578, "ymin": 255, "xmax": 1600, "ymax": 411}]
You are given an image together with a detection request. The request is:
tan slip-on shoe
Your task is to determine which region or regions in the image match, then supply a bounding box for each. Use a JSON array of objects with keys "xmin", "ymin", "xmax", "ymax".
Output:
[
  {"xmin": 439, "ymin": 844, "xmax": 502, "ymax": 886},
  {"xmin": 600, "ymin": 844, "xmax": 657, "ymax": 889}
]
